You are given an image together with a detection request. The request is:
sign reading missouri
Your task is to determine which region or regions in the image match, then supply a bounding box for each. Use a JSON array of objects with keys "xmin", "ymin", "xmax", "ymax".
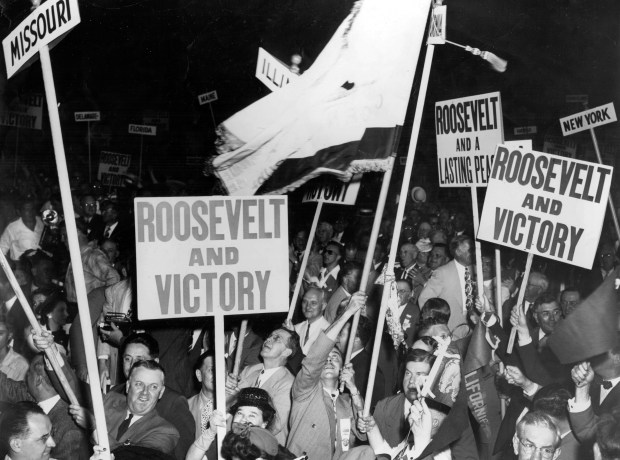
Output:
[{"xmin": 2, "ymin": 0, "xmax": 80, "ymax": 78}]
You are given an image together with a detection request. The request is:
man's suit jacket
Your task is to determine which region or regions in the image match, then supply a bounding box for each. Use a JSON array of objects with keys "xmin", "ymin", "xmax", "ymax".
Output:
[
  {"xmin": 400, "ymin": 300, "xmax": 420, "ymax": 348},
  {"xmin": 323, "ymin": 286, "xmax": 350, "ymax": 323},
  {"xmin": 351, "ymin": 349, "xmax": 385, "ymax": 409},
  {"xmin": 319, "ymin": 269, "xmax": 340, "ymax": 302},
  {"xmin": 5, "ymin": 298, "xmax": 30, "ymax": 356},
  {"xmin": 48, "ymin": 398, "xmax": 90, "ymax": 460},
  {"xmin": 238, "ymin": 363, "xmax": 295, "ymax": 444},
  {"xmin": 225, "ymin": 329, "xmax": 263, "ymax": 375},
  {"xmin": 418, "ymin": 260, "xmax": 468, "ymax": 334},
  {"xmin": 148, "ymin": 325, "xmax": 194, "ymax": 397},
  {"xmin": 80, "ymin": 214, "xmax": 105, "ymax": 242},
  {"xmin": 101, "ymin": 220, "xmax": 134, "ymax": 253},
  {"xmin": 104, "ymin": 391, "xmax": 179, "ymax": 454},
  {"xmin": 287, "ymin": 332, "xmax": 363, "ymax": 460},
  {"xmin": 569, "ymin": 382, "xmax": 620, "ymax": 444},
  {"xmin": 111, "ymin": 383, "xmax": 195, "ymax": 460},
  {"xmin": 516, "ymin": 328, "xmax": 571, "ymax": 387},
  {"xmin": 372, "ymin": 392, "xmax": 478, "ymax": 460}
]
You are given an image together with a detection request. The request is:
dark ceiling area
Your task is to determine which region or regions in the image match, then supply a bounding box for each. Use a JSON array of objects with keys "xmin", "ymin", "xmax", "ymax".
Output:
[{"xmin": 0, "ymin": 0, "xmax": 618, "ymax": 187}]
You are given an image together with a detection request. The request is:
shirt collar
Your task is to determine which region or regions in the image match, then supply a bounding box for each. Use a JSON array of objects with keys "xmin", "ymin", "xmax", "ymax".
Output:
[{"xmin": 38, "ymin": 395, "xmax": 61, "ymax": 414}]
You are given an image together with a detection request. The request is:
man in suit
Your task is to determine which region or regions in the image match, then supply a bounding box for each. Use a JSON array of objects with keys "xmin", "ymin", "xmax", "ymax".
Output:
[
  {"xmin": 512, "ymin": 411, "xmax": 562, "ymax": 460},
  {"xmin": 428, "ymin": 243, "xmax": 450, "ymax": 272},
  {"xmin": 0, "ymin": 268, "xmax": 31, "ymax": 357},
  {"xmin": 224, "ymin": 321, "xmax": 263, "ymax": 375},
  {"xmin": 532, "ymin": 385, "xmax": 584, "ymax": 460},
  {"xmin": 293, "ymin": 287, "xmax": 331, "ymax": 355},
  {"xmin": 568, "ymin": 341, "xmax": 620, "ymax": 441},
  {"xmin": 287, "ymin": 292, "xmax": 366, "ymax": 460},
  {"xmin": 324, "ymin": 262, "xmax": 361, "ymax": 323},
  {"xmin": 78, "ymin": 194, "xmax": 104, "ymax": 242},
  {"xmin": 188, "ymin": 350, "xmax": 216, "ymax": 460},
  {"xmin": 357, "ymin": 349, "xmax": 478, "ymax": 459},
  {"xmin": 317, "ymin": 242, "xmax": 344, "ymax": 301},
  {"xmin": 25, "ymin": 354, "xmax": 90, "ymax": 460},
  {"xmin": 0, "ymin": 401, "xmax": 56, "ymax": 460},
  {"xmin": 501, "ymin": 271, "xmax": 549, "ymax": 330},
  {"xmin": 227, "ymin": 327, "xmax": 300, "ymax": 444},
  {"xmin": 100, "ymin": 200, "xmax": 133, "ymax": 254},
  {"xmin": 104, "ymin": 360, "xmax": 179, "ymax": 454},
  {"xmin": 419, "ymin": 235, "xmax": 474, "ymax": 338},
  {"xmin": 579, "ymin": 241, "xmax": 618, "ymax": 296},
  {"xmin": 396, "ymin": 279, "xmax": 421, "ymax": 347},
  {"xmin": 511, "ymin": 293, "xmax": 571, "ymax": 386},
  {"xmin": 559, "ymin": 287, "xmax": 581, "ymax": 318},
  {"xmin": 337, "ymin": 314, "xmax": 385, "ymax": 407},
  {"xmin": 108, "ymin": 333, "xmax": 195, "ymax": 460}
]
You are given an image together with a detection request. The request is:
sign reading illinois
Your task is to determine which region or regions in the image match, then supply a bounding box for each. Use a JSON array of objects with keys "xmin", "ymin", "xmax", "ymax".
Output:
[
  {"xmin": 135, "ymin": 196, "xmax": 289, "ymax": 320},
  {"xmin": 478, "ymin": 145, "xmax": 613, "ymax": 269},
  {"xmin": 435, "ymin": 92, "xmax": 504, "ymax": 187}
]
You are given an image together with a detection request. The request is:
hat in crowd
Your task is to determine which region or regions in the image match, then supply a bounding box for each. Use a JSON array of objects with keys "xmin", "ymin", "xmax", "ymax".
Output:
[
  {"xmin": 231, "ymin": 424, "xmax": 279, "ymax": 456},
  {"xmin": 416, "ymin": 238, "xmax": 433, "ymax": 253},
  {"xmin": 230, "ymin": 387, "xmax": 275, "ymax": 415}
]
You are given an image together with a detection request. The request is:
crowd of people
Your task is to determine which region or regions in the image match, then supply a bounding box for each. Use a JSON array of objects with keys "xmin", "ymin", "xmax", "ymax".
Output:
[{"xmin": 0, "ymin": 167, "xmax": 618, "ymax": 460}]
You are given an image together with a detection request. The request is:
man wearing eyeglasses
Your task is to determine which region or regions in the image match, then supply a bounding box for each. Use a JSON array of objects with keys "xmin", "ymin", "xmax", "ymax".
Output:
[
  {"xmin": 580, "ymin": 241, "xmax": 618, "ymax": 296},
  {"xmin": 513, "ymin": 411, "xmax": 561, "ymax": 460}
]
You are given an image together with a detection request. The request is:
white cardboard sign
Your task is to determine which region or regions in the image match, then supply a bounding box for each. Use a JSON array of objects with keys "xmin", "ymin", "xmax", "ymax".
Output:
[
  {"xmin": 2, "ymin": 0, "xmax": 81, "ymax": 78},
  {"xmin": 302, "ymin": 174, "xmax": 362, "ymax": 205},
  {"xmin": 198, "ymin": 91, "xmax": 218, "ymax": 105},
  {"xmin": 478, "ymin": 145, "xmax": 613, "ymax": 269},
  {"xmin": 435, "ymin": 92, "xmax": 504, "ymax": 187},
  {"xmin": 560, "ymin": 103, "xmax": 617, "ymax": 136},
  {"xmin": 134, "ymin": 196, "xmax": 289, "ymax": 320},
  {"xmin": 128, "ymin": 124, "xmax": 156, "ymax": 136},
  {"xmin": 255, "ymin": 47, "xmax": 298, "ymax": 92},
  {"xmin": 97, "ymin": 151, "xmax": 131, "ymax": 187},
  {"xmin": 75, "ymin": 111, "xmax": 100, "ymax": 122},
  {"xmin": 0, "ymin": 93, "xmax": 44, "ymax": 130}
]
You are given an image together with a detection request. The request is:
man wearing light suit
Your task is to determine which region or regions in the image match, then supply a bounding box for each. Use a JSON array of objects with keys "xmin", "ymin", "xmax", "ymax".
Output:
[
  {"xmin": 418, "ymin": 235, "xmax": 475, "ymax": 338},
  {"xmin": 227, "ymin": 327, "xmax": 300, "ymax": 444},
  {"xmin": 104, "ymin": 360, "xmax": 179, "ymax": 454}
]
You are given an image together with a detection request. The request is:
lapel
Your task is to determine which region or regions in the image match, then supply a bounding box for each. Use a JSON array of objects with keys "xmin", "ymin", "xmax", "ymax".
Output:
[
  {"xmin": 591, "ymin": 382, "xmax": 602, "ymax": 412},
  {"xmin": 119, "ymin": 410, "xmax": 158, "ymax": 443},
  {"xmin": 599, "ymin": 382, "xmax": 620, "ymax": 414}
]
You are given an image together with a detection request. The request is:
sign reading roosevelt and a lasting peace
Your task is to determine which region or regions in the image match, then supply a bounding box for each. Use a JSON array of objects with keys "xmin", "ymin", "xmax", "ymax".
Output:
[
  {"xmin": 3, "ymin": 0, "xmax": 80, "ymax": 78},
  {"xmin": 435, "ymin": 92, "xmax": 504, "ymax": 187},
  {"xmin": 478, "ymin": 145, "xmax": 613, "ymax": 269},
  {"xmin": 134, "ymin": 197, "xmax": 289, "ymax": 320}
]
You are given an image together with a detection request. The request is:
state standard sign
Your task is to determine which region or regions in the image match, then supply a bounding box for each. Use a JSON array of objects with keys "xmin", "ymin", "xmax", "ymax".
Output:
[
  {"xmin": 134, "ymin": 196, "xmax": 289, "ymax": 320},
  {"xmin": 2, "ymin": 0, "xmax": 80, "ymax": 78}
]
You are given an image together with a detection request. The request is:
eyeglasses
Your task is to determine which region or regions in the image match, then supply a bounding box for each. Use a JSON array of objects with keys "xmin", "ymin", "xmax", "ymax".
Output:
[
  {"xmin": 538, "ymin": 309, "xmax": 562, "ymax": 320},
  {"xmin": 600, "ymin": 253, "xmax": 613, "ymax": 258},
  {"xmin": 518, "ymin": 438, "xmax": 556, "ymax": 459},
  {"xmin": 324, "ymin": 250, "xmax": 337, "ymax": 255}
]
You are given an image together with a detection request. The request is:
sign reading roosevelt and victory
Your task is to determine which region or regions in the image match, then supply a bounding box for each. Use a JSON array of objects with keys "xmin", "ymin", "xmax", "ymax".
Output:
[
  {"xmin": 134, "ymin": 196, "xmax": 289, "ymax": 320},
  {"xmin": 478, "ymin": 145, "xmax": 613, "ymax": 269},
  {"xmin": 435, "ymin": 92, "xmax": 504, "ymax": 187}
]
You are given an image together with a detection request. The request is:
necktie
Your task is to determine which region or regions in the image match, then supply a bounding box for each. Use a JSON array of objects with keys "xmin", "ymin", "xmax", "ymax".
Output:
[
  {"xmin": 304, "ymin": 323, "xmax": 310, "ymax": 346},
  {"xmin": 104, "ymin": 226, "xmax": 111, "ymax": 239},
  {"xmin": 200, "ymin": 399, "xmax": 214, "ymax": 433},
  {"xmin": 464, "ymin": 267, "xmax": 474, "ymax": 313},
  {"xmin": 602, "ymin": 380, "xmax": 613, "ymax": 390},
  {"xmin": 116, "ymin": 414, "xmax": 133, "ymax": 440}
]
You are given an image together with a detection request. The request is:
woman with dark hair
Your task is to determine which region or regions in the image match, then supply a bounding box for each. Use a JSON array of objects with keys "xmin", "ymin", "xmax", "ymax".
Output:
[
  {"xmin": 221, "ymin": 425, "xmax": 279, "ymax": 460},
  {"xmin": 39, "ymin": 292, "xmax": 70, "ymax": 351}
]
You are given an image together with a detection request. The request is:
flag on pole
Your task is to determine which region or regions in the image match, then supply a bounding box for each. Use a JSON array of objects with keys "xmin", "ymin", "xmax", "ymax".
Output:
[
  {"xmin": 211, "ymin": 0, "xmax": 432, "ymax": 195},
  {"xmin": 548, "ymin": 267, "xmax": 620, "ymax": 364},
  {"xmin": 462, "ymin": 322, "xmax": 502, "ymax": 448}
]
